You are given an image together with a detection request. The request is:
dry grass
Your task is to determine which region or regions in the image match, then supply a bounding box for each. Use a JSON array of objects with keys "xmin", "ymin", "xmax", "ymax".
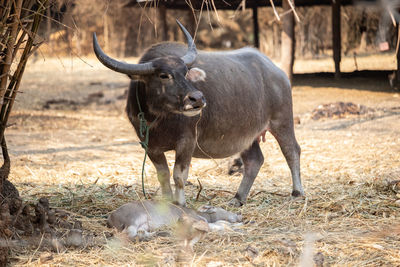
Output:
[
  {"xmin": 5, "ymin": 55, "xmax": 400, "ymax": 266},
  {"xmin": 292, "ymin": 52, "xmax": 397, "ymax": 73}
]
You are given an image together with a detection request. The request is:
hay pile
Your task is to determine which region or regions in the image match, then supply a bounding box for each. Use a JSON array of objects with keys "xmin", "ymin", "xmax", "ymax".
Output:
[
  {"xmin": 5, "ymin": 100, "xmax": 399, "ymax": 266},
  {"xmin": 311, "ymin": 102, "xmax": 374, "ymax": 120},
  {"xmin": 6, "ymin": 177, "xmax": 399, "ymax": 266},
  {"xmin": 5, "ymin": 55, "xmax": 400, "ymax": 266}
]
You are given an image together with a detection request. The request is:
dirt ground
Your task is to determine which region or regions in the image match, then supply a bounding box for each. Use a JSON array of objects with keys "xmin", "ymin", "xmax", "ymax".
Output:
[{"xmin": 4, "ymin": 53, "xmax": 400, "ymax": 266}]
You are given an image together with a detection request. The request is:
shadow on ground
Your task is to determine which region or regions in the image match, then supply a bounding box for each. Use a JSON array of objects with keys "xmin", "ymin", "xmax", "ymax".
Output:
[{"xmin": 293, "ymin": 70, "xmax": 395, "ymax": 92}]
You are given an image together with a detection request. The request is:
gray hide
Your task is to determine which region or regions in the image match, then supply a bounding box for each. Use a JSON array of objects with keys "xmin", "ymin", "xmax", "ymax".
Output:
[{"xmin": 94, "ymin": 22, "xmax": 304, "ymax": 207}]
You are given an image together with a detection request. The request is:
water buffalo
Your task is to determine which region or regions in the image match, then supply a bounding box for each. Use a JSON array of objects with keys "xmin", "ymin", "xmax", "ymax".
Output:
[{"xmin": 93, "ymin": 21, "xmax": 304, "ymax": 206}]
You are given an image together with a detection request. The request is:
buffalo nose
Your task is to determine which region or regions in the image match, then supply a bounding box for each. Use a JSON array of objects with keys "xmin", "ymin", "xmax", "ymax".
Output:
[{"xmin": 183, "ymin": 91, "xmax": 206, "ymax": 110}]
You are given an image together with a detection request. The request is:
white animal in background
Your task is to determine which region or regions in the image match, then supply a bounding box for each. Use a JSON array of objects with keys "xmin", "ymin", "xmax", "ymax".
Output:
[{"xmin": 107, "ymin": 200, "xmax": 242, "ymax": 249}]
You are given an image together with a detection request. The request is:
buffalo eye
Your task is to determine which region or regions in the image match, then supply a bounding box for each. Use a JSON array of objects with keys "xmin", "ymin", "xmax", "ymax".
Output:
[{"xmin": 159, "ymin": 73, "xmax": 172, "ymax": 80}]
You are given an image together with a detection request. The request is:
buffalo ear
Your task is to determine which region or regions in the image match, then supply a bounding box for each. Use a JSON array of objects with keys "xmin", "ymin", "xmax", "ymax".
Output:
[{"xmin": 186, "ymin": 67, "xmax": 206, "ymax": 82}]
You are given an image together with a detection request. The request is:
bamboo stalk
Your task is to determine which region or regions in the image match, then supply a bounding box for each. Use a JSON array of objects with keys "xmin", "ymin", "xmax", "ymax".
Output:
[
  {"xmin": 0, "ymin": 0, "xmax": 48, "ymax": 190},
  {"xmin": 0, "ymin": 136, "xmax": 10, "ymax": 188},
  {"xmin": 0, "ymin": 1, "xmax": 47, "ymax": 142},
  {"xmin": 12, "ymin": 31, "xmax": 28, "ymax": 59},
  {"xmin": 0, "ymin": 0, "xmax": 23, "ymax": 104},
  {"xmin": 0, "ymin": 1, "xmax": 12, "ymax": 36}
]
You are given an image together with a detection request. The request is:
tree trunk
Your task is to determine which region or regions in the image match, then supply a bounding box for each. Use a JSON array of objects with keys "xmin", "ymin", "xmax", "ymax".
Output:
[
  {"xmin": 332, "ymin": 0, "xmax": 341, "ymax": 79},
  {"xmin": 252, "ymin": 6, "xmax": 259, "ymax": 48},
  {"xmin": 159, "ymin": 5, "xmax": 169, "ymax": 41},
  {"xmin": 281, "ymin": 0, "xmax": 295, "ymax": 82}
]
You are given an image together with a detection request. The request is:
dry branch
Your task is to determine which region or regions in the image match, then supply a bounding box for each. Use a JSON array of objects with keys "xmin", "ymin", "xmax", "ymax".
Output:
[
  {"xmin": 0, "ymin": 0, "xmax": 23, "ymax": 104},
  {"xmin": 269, "ymin": 0, "xmax": 280, "ymax": 21},
  {"xmin": 0, "ymin": 0, "xmax": 49, "ymax": 191}
]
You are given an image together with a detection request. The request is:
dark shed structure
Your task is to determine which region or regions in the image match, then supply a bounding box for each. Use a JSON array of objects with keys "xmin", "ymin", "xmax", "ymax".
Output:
[{"xmin": 126, "ymin": 0, "xmax": 398, "ymax": 83}]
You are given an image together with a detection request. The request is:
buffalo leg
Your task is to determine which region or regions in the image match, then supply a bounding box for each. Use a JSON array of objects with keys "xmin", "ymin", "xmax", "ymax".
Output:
[
  {"xmin": 173, "ymin": 164, "xmax": 189, "ymax": 206},
  {"xmin": 148, "ymin": 152, "xmax": 173, "ymax": 199},
  {"xmin": 173, "ymin": 149, "xmax": 193, "ymax": 206},
  {"xmin": 230, "ymin": 141, "xmax": 264, "ymax": 206},
  {"xmin": 270, "ymin": 118, "xmax": 304, "ymax": 197}
]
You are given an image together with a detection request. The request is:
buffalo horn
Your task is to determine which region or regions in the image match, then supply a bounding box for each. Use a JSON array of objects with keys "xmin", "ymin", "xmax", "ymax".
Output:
[
  {"xmin": 176, "ymin": 20, "xmax": 198, "ymax": 66},
  {"xmin": 92, "ymin": 33, "xmax": 155, "ymax": 75}
]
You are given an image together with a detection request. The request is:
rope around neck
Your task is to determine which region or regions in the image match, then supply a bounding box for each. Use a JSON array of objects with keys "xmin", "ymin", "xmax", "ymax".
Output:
[{"xmin": 136, "ymin": 88, "xmax": 158, "ymax": 199}]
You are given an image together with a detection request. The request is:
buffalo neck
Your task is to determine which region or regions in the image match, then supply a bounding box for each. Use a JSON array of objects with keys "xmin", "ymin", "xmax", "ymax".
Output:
[{"xmin": 128, "ymin": 80, "xmax": 158, "ymax": 123}]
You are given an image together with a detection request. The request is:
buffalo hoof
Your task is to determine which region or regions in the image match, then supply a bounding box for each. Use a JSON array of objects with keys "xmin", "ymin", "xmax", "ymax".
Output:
[
  {"xmin": 291, "ymin": 190, "xmax": 305, "ymax": 198},
  {"xmin": 228, "ymin": 198, "xmax": 244, "ymax": 207}
]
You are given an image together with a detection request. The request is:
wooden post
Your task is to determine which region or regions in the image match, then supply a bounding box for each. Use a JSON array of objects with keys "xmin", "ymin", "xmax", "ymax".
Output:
[
  {"xmin": 332, "ymin": 0, "xmax": 341, "ymax": 79},
  {"xmin": 396, "ymin": 23, "xmax": 400, "ymax": 84},
  {"xmin": 392, "ymin": 23, "xmax": 400, "ymax": 89},
  {"xmin": 252, "ymin": 6, "xmax": 259, "ymax": 48},
  {"xmin": 281, "ymin": 0, "xmax": 295, "ymax": 82},
  {"xmin": 159, "ymin": 4, "xmax": 168, "ymax": 41}
]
